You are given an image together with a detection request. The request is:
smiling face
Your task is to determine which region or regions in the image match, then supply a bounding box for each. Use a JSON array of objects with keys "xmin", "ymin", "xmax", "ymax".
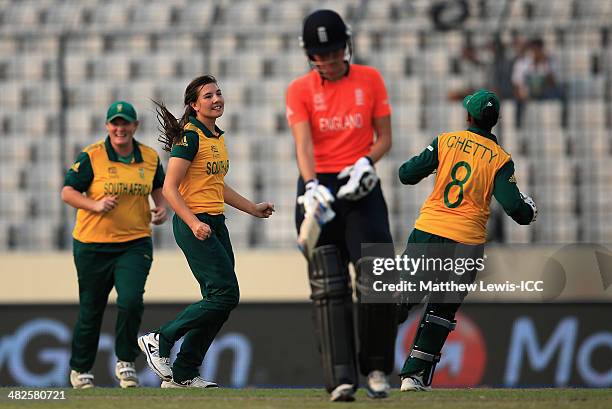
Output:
[
  {"xmin": 191, "ymin": 82, "xmax": 224, "ymax": 124},
  {"xmin": 105, "ymin": 117, "xmax": 138, "ymax": 151}
]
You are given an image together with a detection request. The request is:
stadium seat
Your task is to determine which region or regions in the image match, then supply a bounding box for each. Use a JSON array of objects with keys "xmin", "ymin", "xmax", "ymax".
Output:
[
  {"xmin": 424, "ymin": 102, "xmax": 466, "ymax": 133},
  {"xmin": 568, "ymin": 100, "xmax": 606, "ymax": 129},
  {"xmin": 130, "ymin": 2, "xmax": 172, "ymax": 27},
  {"xmin": 567, "ymin": 76, "xmax": 606, "ymax": 99},
  {"xmin": 65, "ymin": 34, "xmax": 105, "ymax": 55},
  {"xmin": 575, "ymin": 0, "xmax": 612, "ymax": 20},
  {"xmin": 0, "ymin": 83, "xmax": 21, "ymax": 107},
  {"xmin": 43, "ymin": 1, "xmax": 84, "ymax": 27},
  {"xmin": 90, "ymin": 2, "xmax": 131, "ymax": 28},
  {"xmin": 524, "ymin": 101, "xmax": 562, "ymax": 129}
]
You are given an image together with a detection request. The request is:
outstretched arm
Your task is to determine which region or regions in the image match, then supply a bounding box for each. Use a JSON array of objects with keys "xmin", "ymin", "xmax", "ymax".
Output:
[
  {"xmin": 224, "ymin": 184, "xmax": 274, "ymax": 218},
  {"xmin": 399, "ymin": 138, "xmax": 439, "ymax": 185},
  {"xmin": 493, "ymin": 160, "xmax": 536, "ymax": 225}
]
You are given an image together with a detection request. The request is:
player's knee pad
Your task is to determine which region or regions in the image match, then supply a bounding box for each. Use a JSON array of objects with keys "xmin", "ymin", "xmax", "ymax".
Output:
[
  {"xmin": 407, "ymin": 309, "xmax": 457, "ymax": 386},
  {"xmin": 309, "ymin": 245, "xmax": 358, "ymax": 391},
  {"xmin": 354, "ymin": 258, "xmax": 397, "ymax": 375}
]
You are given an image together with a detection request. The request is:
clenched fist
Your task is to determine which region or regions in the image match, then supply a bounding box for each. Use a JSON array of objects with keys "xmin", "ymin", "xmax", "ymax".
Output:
[
  {"xmin": 151, "ymin": 206, "xmax": 168, "ymax": 225},
  {"xmin": 93, "ymin": 196, "xmax": 118, "ymax": 213},
  {"xmin": 253, "ymin": 202, "xmax": 275, "ymax": 218},
  {"xmin": 190, "ymin": 221, "xmax": 212, "ymax": 240}
]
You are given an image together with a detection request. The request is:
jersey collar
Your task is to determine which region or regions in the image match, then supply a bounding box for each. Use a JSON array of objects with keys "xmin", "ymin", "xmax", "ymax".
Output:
[
  {"xmin": 104, "ymin": 136, "xmax": 143, "ymax": 163},
  {"xmin": 318, "ymin": 62, "xmax": 351, "ymax": 85},
  {"xmin": 189, "ymin": 116, "xmax": 225, "ymax": 138},
  {"xmin": 467, "ymin": 126, "xmax": 498, "ymax": 144}
]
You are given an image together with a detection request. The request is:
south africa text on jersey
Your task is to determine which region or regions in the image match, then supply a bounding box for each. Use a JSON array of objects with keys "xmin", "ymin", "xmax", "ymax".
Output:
[
  {"xmin": 207, "ymin": 159, "xmax": 230, "ymax": 175},
  {"xmin": 104, "ymin": 182, "xmax": 152, "ymax": 196}
]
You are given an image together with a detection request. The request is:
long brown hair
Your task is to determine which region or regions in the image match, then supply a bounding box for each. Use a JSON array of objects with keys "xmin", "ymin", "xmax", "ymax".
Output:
[{"xmin": 154, "ymin": 75, "xmax": 218, "ymax": 152}]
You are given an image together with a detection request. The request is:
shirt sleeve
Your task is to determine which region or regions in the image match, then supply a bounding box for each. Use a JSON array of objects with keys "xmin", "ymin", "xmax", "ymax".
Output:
[
  {"xmin": 398, "ymin": 137, "xmax": 439, "ymax": 185},
  {"xmin": 286, "ymin": 80, "xmax": 310, "ymax": 126},
  {"xmin": 492, "ymin": 160, "xmax": 534, "ymax": 225},
  {"xmin": 152, "ymin": 157, "xmax": 165, "ymax": 190},
  {"xmin": 64, "ymin": 151, "xmax": 94, "ymax": 193},
  {"xmin": 170, "ymin": 131, "xmax": 199, "ymax": 161},
  {"xmin": 371, "ymin": 68, "xmax": 392, "ymax": 118},
  {"xmin": 511, "ymin": 58, "xmax": 528, "ymax": 87}
]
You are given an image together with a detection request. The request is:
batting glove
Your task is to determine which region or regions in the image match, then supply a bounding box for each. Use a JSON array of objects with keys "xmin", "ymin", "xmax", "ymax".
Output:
[
  {"xmin": 337, "ymin": 156, "xmax": 379, "ymax": 201},
  {"xmin": 520, "ymin": 192, "xmax": 538, "ymax": 224},
  {"xmin": 297, "ymin": 179, "xmax": 336, "ymax": 224}
]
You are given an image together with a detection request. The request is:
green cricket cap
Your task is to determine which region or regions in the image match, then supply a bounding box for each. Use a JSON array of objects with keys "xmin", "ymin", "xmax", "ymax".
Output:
[
  {"xmin": 462, "ymin": 89, "xmax": 500, "ymax": 121},
  {"xmin": 106, "ymin": 101, "xmax": 137, "ymax": 122}
]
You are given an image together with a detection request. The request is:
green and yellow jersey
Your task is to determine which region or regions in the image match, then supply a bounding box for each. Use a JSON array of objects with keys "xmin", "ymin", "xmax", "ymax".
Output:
[
  {"xmin": 399, "ymin": 126, "xmax": 534, "ymax": 244},
  {"xmin": 171, "ymin": 116, "xmax": 229, "ymax": 215},
  {"xmin": 65, "ymin": 137, "xmax": 165, "ymax": 243}
]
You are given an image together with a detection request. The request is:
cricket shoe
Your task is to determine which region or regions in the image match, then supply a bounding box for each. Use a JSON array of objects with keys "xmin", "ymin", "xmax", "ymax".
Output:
[
  {"xmin": 70, "ymin": 370, "xmax": 94, "ymax": 389},
  {"xmin": 115, "ymin": 361, "xmax": 139, "ymax": 388},
  {"xmin": 138, "ymin": 332, "xmax": 172, "ymax": 381},
  {"xmin": 329, "ymin": 383, "xmax": 355, "ymax": 402},
  {"xmin": 161, "ymin": 376, "xmax": 219, "ymax": 388},
  {"xmin": 400, "ymin": 372, "xmax": 431, "ymax": 392},
  {"xmin": 366, "ymin": 370, "xmax": 390, "ymax": 399}
]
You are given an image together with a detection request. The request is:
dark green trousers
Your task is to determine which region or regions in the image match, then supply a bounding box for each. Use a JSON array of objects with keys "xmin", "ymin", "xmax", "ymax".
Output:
[
  {"xmin": 70, "ymin": 237, "xmax": 152, "ymax": 372},
  {"xmin": 159, "ymin": 213, "xmax": 239, "ymax": 382},
  {"xmin": 400, "ymin": 228, "xmax": 459, "ymax": 378}
]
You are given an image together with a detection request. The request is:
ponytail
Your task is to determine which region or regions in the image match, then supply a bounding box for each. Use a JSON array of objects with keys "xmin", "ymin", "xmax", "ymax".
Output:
[
  {"xmin": 154, "ymin": 74, "xmax": 218, "ymax": 152},
  {"xmin": 154, "ymin": 101, "xmax": 195, "ymax": 152}
]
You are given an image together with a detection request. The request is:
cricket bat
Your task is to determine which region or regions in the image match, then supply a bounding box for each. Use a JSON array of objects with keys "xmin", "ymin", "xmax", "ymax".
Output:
[{"xmin": 297, "ymin": 211, "xmax": 321, "ymax": 258}]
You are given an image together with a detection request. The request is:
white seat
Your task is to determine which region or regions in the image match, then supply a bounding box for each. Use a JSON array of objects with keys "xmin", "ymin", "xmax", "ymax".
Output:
[
  {"xmin": 67, "ymin": 81, "xmax": 113, "ymax": 110},
  {"xmin": 0, "ymin": 191, "xmax": 29, "ymax": 220},
  {"xmin": 567, "ymin": 77, "xmax": 606, "ymax": 100},
  {"xmin": 90, "ymin": 54, "xmax": 131, "ymax": 81},
  {"xmin": 0, "ymin": 83, "xmax": 21, "ymax": 107},
  {"xmin": 174, "ymin": 55, "xmax": 206, "ymax": 79},
  {"xmin": 65, "ymin": 35, "xmax": 104, "ymax": 55},
  {"xmin": 568, "ymin": 101, "xmax": 606, "ymax": 130},
  {"xmin": 18, "ymin": 219, "xmax": 58, "ymax": 250},
  {"xmin": 533, "ymin": 183, "xmax": 573, "ymax": 213},
  {"xmin": 44, "ymin": 2, "xmax": 84, "ymax": 27},
  {"xmin": 175, "ymin": 1, "xmax": 214, "ymax": 25},
  {"xmin": 388, "ymin": 78, "xmax": 422, "ymax": 104},
  {"xmin": 224, "ymin": 1, "xmax": 262, "ymax": 25},
  {"xmin": 524, "ymin": 101, "xmax": 562, "ymax": 129},
  {"xmin": 0, "ymin": 134, "xmax": 31, "ymax": 162},
  {"xmin": 424, "ymin": 102, "xmax": 465, "ymax": 133},
  {"xmin": 269, "ymin": 2, "xmax": 310, "ymax": 26},
  {"xmin": 130, "ymin": 55, "xmax": 177, "ymax": 80},
  {"xmin": 0, "ymin": 164, "xmax": 22, "ymax": 189},
  {"xmin": 130, "ymin": 2, "xmax": 172, "ymax": 27},
  {"xmin": 274, "ymin": 52, "xmax": 309, "ymax": 77},
  {"xmin": 559, "ymin": 48, "xmax": 593, "ymax": 78},
  {"xmin": 224, "ymin": 162, "xmax": 254, "ymax": 198},
  {"xmin": 393, "ymin": 103, "xmax": 420, "ymax": 134},
  {"xmin": 575, "ymin": 0, "xmax": 612, "ymax": 20},
  {"xmin": 91, "ymin": 3, "xmax": 131, "ymax": 27},
  {"xmin": 0, "ymin": 35, "xmax": 16, "ymax": 57},
  {"xmin": 2, "ymin": 1, "xmax": 40, "ymax": 28},
  {"xmin": 533, "ymin": 0, "xmax": 572, "ymax": 22},
  {"xmin": 33, "ymin": 188, "xmax": 63, "ymax": 216}
]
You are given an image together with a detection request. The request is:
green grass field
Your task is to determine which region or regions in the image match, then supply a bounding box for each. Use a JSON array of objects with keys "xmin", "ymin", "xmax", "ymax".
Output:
[{"xmin": 1, "ymin": 388, "xmax": 611, "ymax": 409}]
